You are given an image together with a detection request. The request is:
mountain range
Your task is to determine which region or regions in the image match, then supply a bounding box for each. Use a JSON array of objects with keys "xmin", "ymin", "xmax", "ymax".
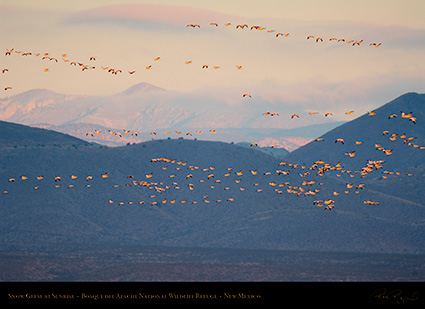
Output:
[
  {"xmin": 0, "ymin": 82, "xmax": 345, "ymax": 151},
  {"xmin": 0, "ymin": 92, "xmax": 424, "ymax": 255}
]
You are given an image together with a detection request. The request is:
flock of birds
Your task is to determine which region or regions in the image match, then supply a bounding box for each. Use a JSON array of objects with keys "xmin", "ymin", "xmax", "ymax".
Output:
[
  {"xmin": 1, "ymin": 46, "xmax": 248, "ymax": 94},
  {"xmin": 2, "ymin": 109, "xmax": 420, "ymax": 209},
  {"xmin": 85, "ymin": 129, "xmax": 217, "ymax": 138},
  {"xmin": 82, "ymin": 107, "xmax": 420, "ymax": 208},
  {"xmin": 2, "ymin": 153, "xmax": 409, "ymax": 210},
  {"xmin": 1, "ymin": 21, "xmax": 422, "ymax": 212},
  {"xmin": 1, "ymin": 144, "xmax": 415, "ymax": 210},
  {"xmin": 2, "ymin": 20, "xmax": 382, "ymax": 95},
  {"xmin": 82, "ymin": 110, "xmax": 346, "ymax": 142},
  {"xmin": 314, "ymin": 110, "xmax": 422, "ymax": 150},
  {"xmin": 187, "ymin": 22, "xmax": 382, "ymax": 47},
  {"xmin": 0, "ymin": 127, "xmax": 420, "ymax": 210},
  {"xmin": 82, "ymin": 109, "xmax": 422, "ymax": 153}
]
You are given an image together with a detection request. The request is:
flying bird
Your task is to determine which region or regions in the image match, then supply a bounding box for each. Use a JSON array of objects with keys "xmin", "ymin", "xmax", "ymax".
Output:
[
  {"xmin": 345, "ymin": 151, "xmax": 356, "ymax": 157},
  {"xmin": 401, "ymin": 111, "xmax": 412, "ymax": 118}
]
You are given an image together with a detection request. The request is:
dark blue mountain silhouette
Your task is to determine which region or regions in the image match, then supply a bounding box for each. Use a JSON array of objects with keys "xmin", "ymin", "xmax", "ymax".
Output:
[{"xmin": 1, "ymin": 93, "xmax": 424, "ymax": 255}]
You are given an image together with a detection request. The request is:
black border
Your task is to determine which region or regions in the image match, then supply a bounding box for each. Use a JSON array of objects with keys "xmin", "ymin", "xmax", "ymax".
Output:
[{"xmin": 2, "ymin": 282, "xmax": 425, "ymax": 306}]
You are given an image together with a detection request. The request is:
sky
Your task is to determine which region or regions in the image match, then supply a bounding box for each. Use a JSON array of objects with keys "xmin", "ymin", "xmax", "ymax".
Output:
[{"xmin": 1, "ymin": 0, "xmax": 425, "ymax": 120}]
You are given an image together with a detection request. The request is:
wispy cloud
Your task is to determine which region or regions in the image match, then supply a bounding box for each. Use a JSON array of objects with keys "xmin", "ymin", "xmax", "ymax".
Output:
[{"xmin": 65, "ymin": 3, "xmax": 233, "ymax": 28}]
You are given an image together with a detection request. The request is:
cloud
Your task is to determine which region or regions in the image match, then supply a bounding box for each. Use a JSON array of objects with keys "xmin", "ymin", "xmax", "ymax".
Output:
[
  {"xmin": 65, "ymin": 3, "xmax": 233, "ymax": 28},
  {"xmin": 0, "ymin": 4, "xmax": 41, "ymax": 16}
]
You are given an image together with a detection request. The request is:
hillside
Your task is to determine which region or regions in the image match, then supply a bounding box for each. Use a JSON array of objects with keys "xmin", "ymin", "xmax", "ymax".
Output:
[
  {"xmin": 283, "ymin": 92, "xmax": 425, "ymax": 209},
  {"xmin": 236, "ymin": 142, "xmax": 289, "ymax": 157},
  {"xmin": 1, "ymin": 115, "xmax": 425, "ymax": 255},
  {"xmin": 285, "ymin": 92, "xmax": 425, "ymax": 171},
  {"xmin": 0, "ymin": 120, "xmax": 93, "ymax": 149}
]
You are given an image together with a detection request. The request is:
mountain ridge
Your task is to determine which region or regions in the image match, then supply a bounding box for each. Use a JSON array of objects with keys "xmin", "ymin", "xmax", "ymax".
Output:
[
  {"xmin": 118, "ymin": 82, "xmax": 165, "ymax": 96},
  {"xmin": 285, "ymin": 92, "xmax": 425, "ymax": 170},
  {"xmin": 1, "ymin": 90, "xmax": 425, "ymax": 256}
]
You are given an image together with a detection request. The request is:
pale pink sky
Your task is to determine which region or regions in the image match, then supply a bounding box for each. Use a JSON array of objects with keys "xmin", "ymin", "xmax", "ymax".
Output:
[{"xmin": 1, "ymin": 0, "xmax": 425, "ymax": 119}]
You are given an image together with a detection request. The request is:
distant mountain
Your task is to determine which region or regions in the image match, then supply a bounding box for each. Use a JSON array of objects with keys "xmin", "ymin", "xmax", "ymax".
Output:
[
  {"xmin": 0, "ymin": 83, "xmax": 342, "ymax": 150},
  {"xmin": 1, "ymin": 117, "xmax": 424, "ymax": 255},
  {"xmin": 118, "ymin": 82, "xmax": 165, "ymax": 96}
]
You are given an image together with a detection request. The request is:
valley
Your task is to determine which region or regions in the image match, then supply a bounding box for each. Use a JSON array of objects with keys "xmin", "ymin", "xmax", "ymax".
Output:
[{"xmin": 2, "ymin": 244, "xmax": 424, "ymax": 281}]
